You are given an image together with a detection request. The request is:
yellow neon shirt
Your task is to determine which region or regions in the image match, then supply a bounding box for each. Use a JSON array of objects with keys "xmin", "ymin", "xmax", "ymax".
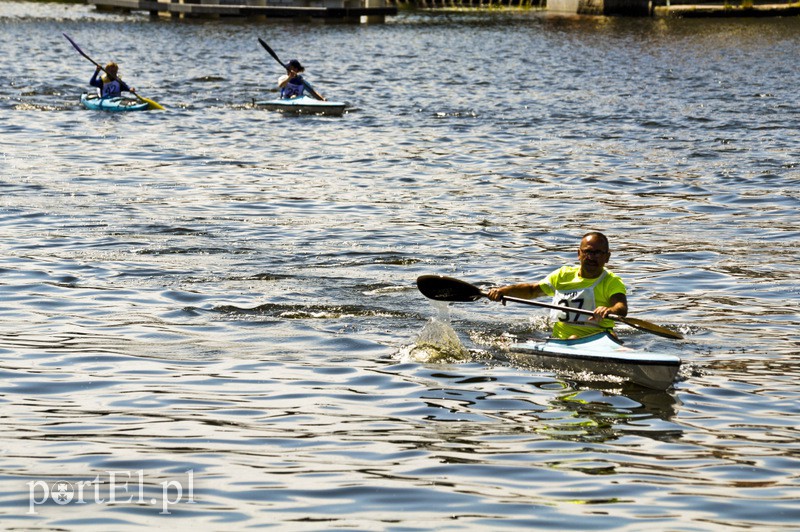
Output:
[{"xmin": 538, "ymin": 266, "xmax": 626, "ymax": 339}]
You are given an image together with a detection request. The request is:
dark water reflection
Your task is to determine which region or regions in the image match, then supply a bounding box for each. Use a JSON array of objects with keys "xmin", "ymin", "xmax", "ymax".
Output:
[{"xmin": 1, "ymin": 1, "xmax": 799, "ymax": 528}]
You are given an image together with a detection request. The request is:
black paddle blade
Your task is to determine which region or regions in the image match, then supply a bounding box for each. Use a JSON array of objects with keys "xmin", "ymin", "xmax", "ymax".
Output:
[
  {"xmin": 63, "ymin": 33, "xmax": 92, "ymax": 62},
  {"xmin": 258, "ymin": 38, "xmax": 287, "ymax": 70},
  {"xmin": 416, "ymin": 275, "xmax": 484, "ymax": 302}
]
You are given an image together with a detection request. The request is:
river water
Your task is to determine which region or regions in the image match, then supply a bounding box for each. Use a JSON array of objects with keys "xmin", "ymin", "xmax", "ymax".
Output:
[{"xmin": 1, "ymin": 1, "xmax": 799, "ymax": 529}]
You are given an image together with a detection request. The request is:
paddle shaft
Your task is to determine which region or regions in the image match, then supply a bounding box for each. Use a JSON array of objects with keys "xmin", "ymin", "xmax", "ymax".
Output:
[
  {"xmin": 415, "ymin": 275, "xmax": 683, "ymax": 340},
  {"xmin": 63, "ymin": 33, "xmax": 163, "ymax": 110},
  {"xmin": 481, "ymin": 293, "xmax": 622, "ymax": 323},
  {"xmin": 258, "ymin": 38, "xmax": 324, "ymax": 101},
  {"xmin": 498, "ymin": 293, "xmax": 682, "ymax": 339}
]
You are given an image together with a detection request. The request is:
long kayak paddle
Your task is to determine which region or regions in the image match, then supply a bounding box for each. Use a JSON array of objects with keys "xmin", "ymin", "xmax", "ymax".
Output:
[
  {"xmin": 63, "ymin": 33, "xmax": 165, "ymax": 111},
  {"xmin": 416, "ymin": 274, "xmax": 684, "ymax": 340},
  {"xmin": 257, "ymin": 37, "xmax": 325, "ymax": 101}
]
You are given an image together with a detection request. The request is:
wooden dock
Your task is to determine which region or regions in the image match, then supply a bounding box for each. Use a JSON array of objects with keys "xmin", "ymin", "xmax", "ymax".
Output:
[
  {"xmin": 545, "ymin": 0, "xmax": 800, "ymax": 16},
  {"xmin": 88, "ymin": 0, "xmax": 397, "ymax": 22},
  {"xmin": 88, "ymin": 0, "xmax": 800, "ymax": 17},
  {"xmin": 653, "ymin": 1, "xmax": 800, "ymax": 16}
]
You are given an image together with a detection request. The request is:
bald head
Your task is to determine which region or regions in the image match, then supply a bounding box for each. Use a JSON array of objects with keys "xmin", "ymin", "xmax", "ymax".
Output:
[{"xmin": 581, "ymin": 232, "xmax": 609, "ymax": 251}]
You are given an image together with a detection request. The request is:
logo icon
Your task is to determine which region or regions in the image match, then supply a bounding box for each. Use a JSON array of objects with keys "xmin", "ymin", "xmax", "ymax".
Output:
[{"xmin": 51, "ymin": 481, "xmax": 74, "ymax": 505}]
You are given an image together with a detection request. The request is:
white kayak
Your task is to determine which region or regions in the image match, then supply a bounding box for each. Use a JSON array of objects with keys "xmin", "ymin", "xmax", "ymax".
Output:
[
  {"xmin": 254, "ymin": 95, "xmax": 346, "ymax": 116},
  {"xmin": 508, "ymin": 332, "xmax": 681, "ymax": 390}
]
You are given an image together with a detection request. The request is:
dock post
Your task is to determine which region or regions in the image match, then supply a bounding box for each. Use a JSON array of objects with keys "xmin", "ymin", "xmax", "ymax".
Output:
[
  {"xmin": 252, "ymin": 0, "xmax": 267, "ymax": 20},
  {"xmin": 201, "ymin": 0, "xmax": 221, "ymax": 18},
  {"xmin": 362, "ymin": 0, "xmax": 387, "ymax": 22}
]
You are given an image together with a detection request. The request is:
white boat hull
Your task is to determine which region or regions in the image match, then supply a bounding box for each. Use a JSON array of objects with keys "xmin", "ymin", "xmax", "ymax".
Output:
[
  {"xmin": 509, "ymin": 332, "xmax": 681, "ymax": 390},
  {"xmin": 254, "ymin": 95, "xmax": 346, "ymax": 116}
]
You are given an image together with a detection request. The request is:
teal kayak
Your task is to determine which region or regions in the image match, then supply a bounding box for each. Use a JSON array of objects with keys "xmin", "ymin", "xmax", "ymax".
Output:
[
  {"xmin": 80, "ymin": 93, "xmax": 149, "ymax": 112},
  {"xmin": 254, "ymin": 95, "xmax": 346, "ymax": 116},
  {"xmin": 509, "ymin": 332, "xmax": 681, "ymax": 390}
]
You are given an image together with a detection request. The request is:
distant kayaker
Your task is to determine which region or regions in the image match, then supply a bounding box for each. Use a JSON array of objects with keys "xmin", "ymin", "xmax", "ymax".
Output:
[
  {"xmin": 90, "ymin": 62, "xmax": 135, "ymax": 99},
  {"xmin": 487, "ymin": 232, "xmax": 628, "ymax": 339},
  {"xmin": 278, "ymin": 59, "xmax": 326, "ymax": 101}
]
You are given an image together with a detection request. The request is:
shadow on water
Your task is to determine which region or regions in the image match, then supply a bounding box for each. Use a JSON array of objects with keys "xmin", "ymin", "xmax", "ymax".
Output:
[{"xmin": 542, "ymin": 383, "xmax": 681, "ymax": 442}]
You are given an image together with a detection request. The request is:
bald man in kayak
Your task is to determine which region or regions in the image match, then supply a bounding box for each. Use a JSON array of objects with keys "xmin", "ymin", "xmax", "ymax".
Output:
[{"xmin": 487, "ymin": 232, "xmax": 628, "ymax": 339}]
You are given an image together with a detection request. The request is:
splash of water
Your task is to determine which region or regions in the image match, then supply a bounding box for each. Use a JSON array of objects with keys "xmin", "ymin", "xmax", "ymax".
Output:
[{"xmin": 400, "ymin": 317, "xmax": 471, "ymax": 363}]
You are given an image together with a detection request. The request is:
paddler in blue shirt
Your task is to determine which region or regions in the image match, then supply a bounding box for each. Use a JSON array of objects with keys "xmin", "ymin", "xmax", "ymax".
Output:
[
  {"xmin": 277, "ymin": 59, "xmax": 326, "ymax": 101},
  {"xmin": 89, "ymin": 62, "xmax": 136, "ymax": 98},
  {"xmin": 486, "ymin": 232, "xmax": 628, "ymax": 339}
]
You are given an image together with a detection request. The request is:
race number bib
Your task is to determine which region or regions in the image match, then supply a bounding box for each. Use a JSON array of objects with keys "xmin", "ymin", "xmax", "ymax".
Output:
[{"xmin": 552, "ymin": 289, "xmax": 594, "ymax": 324}]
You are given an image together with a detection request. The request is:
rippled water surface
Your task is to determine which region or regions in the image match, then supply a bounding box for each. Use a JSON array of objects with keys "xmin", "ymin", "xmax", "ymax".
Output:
[{"xmin": 1, "ymin": 1, "xmax": 799, "ymax": 528}]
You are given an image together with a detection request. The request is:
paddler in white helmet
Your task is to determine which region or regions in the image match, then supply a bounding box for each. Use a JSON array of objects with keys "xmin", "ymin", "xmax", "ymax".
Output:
[{"xmin": 277, "ymin": 59, "xmax": 325, "ymax": 101}]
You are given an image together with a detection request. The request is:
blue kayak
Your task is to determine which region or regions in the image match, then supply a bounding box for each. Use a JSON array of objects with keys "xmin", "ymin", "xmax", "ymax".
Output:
[
  {"xmin": 254, "ymin": 95, "xmax": 346, "ymax": 116},
  {"xmin": 80, "ymin": 93, "xmax": 149, "ymax": 112}
]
